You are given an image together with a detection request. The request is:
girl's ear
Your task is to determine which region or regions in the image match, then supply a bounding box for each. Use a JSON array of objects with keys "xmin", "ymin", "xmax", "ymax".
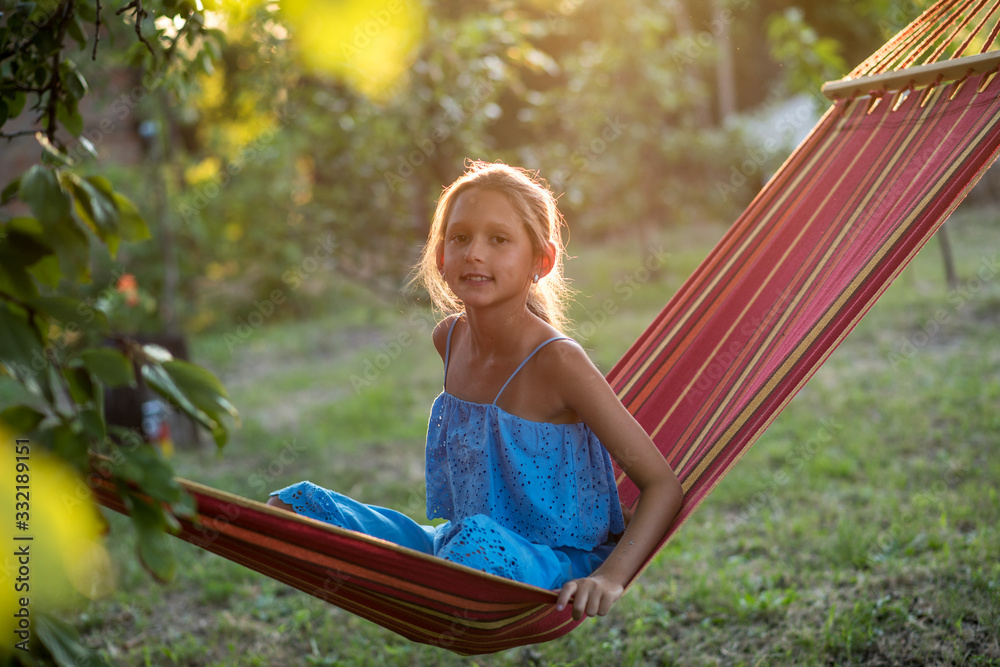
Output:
[
  {"xmin": 536, "ymin": 240, "xmax": 557, "ymax": 279},
  {"xmin": 435, "ymin": 242, "xmax": 445, "ymax": 274}
]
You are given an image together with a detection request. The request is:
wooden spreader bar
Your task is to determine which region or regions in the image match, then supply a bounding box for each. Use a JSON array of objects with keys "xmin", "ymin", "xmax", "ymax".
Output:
[{"xmin": 823, "ymin": 51, "xmax": 1000, "ymax": 99}]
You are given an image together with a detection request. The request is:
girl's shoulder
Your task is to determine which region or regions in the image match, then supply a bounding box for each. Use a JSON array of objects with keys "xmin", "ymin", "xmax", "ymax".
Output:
[
  {"xmin": 528, "ymin": 332, "xmax": 612, "ymax": 402},
  {"xmin": 531, "ymin": 334, "xmax": 593, "ymax": 377},
  {"xmin": 431, "ymin": 313, "xmax": 463, "ymax": 360}
]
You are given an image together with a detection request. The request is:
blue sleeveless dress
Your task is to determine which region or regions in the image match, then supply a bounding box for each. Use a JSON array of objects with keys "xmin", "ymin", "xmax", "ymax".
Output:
[{"xmin": 271, "ymin": 319, "xmax": 625, "ymax": 589}]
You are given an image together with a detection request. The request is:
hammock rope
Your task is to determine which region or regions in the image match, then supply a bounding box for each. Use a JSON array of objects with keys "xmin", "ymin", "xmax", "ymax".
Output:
[
  {"xmin": 93, "ymin": 0, "xmax": 1000, "ymax": 655},
  {"xmin": 850, "ymin": 0, "xmax": 1000, "ymax": 77}
]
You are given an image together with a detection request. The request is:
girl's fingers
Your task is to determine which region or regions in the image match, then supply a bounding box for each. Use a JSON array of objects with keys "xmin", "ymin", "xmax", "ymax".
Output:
[
  {"xmin": 573, "ymin": 582, "xmax": 599, "ymax": 620},
  {"xmin": 555, "ymin": 580, "xmax": 577, "ymax": 612},
  {"xmin": 590, "ymin": 592, "xmax": 606, "ymax": 617},
  {"xmin": 598, "ymin": 592, "xmax": 616, "ymax": 617},
  {"xmin": 556, "ymin": 579, "xmax": 622, "ymax": 621},
  {"xmin": 558, "ymin": 578, "xmax": 623, "ymax": 620}
]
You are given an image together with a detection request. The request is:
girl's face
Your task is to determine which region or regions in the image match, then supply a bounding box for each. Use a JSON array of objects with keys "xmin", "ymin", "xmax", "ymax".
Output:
[{"xmin": 437, "ymin": 187, "xmax": 540, "ymax": 312}]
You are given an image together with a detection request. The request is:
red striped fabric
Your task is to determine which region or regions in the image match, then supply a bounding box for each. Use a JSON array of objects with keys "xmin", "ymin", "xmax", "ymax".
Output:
[
  {"xmin": 91, "ymin": 476, "xmax": 578, "ymax": 653},
  {"xmin": 609, "ymin": 70, "xmax": 1000, "ymax": 584},
  {"xmin": 93, "ymin": 69, "xmax": 1000, "ymax": 655}
]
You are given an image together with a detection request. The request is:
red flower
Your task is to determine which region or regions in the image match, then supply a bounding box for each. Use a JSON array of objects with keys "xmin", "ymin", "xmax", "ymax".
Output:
[
  {"xmin": 116, "ymin": 273, "xmax": 138, "ymax": 292},
  {"xmin": 116, "ymin": 273, "xmax": 139, "ymax": 306}
]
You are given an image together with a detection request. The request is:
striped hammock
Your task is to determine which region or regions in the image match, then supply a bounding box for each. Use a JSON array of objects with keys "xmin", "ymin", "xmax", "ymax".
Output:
[{"xmin": 93, "ymin": 0, "xmax": 1000, "ymax": 655}]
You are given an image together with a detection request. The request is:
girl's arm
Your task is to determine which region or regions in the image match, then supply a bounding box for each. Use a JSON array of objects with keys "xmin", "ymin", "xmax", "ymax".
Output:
[
  {"xmin": 431, "ymin": 313, "xmax": 462, "ymax": 361},
  {"xmin": 546, "ymin": 342, "xmax": 683, "ymax": 620}
]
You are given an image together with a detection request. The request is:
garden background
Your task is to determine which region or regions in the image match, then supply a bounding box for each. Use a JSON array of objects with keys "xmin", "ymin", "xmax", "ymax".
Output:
[{"xmin": 1, "ymin": 0, "xmax": 998, "ymax": 664}]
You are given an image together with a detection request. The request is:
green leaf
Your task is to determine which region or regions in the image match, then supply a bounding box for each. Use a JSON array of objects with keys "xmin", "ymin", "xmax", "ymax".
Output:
[
  {"xmin": 29, "ymin": 254, "xmax": 64, "ymax": 289},
  {"xmin": 65, "ymin": 172, "xmax": 121, "ymax": 238},
  {"xmin": 120, "ymin": 445, "xmax": 182, "ymax": 503},
  {"xmin": 37, "ymin": 132, "xmax": 75, "ymax": 167},
  {"xmin": 162, "ymin": 359, "xmax": 238, "ymax": 409},
  {"xmin": 204, "ymin": 27, "xmax": 227, "ymax": 49},
  {"xmin": 128, "ymin": 494, "xmax": 177, "ymax": 583},
  {"xmin": 19, "ymin": 164, "xmax": 70, "ymax": 225},
  {"xmin": 80, "ymin": 348, "xmax": 135, "ymax": 388},
  {"xmin": 0, "ymin": 404, "xmax": 46, "ymax": 432},
  {"xmin": 141, "ymin": 362, "xmax": 214, "ymax": 432},
  {"xmin": 77, "ymin": 0, "xmax": 96, "ymax": 22},
  {"xmin": 41, "ymin": 212, "xmax": 91, "ymax": 282},
  {"xmin": 198, "ymin": 49, "xmax": 215, "ymax": 76},
  {"xmin": 28, "ymin": 296, "xmax": 106, "ymax": 332},
  {"xmin": 7, "ymin": 91, "xmax": 26, "ymax": 118},
  {"xmin": 0, "ymin": 221, "xmax": 48, "ymax": 296},
  {"xmin": 125, "ymin": 41, "xmax": 153, "ymax": 68},
  {"xmin": 203, "ymin": 34, "xmax": 223, "ymax": 62},
  {"xmin": 5, "ymin": 214, "xmax": 46, "ymax": 237},
  {"xmin": 0, "ymin": 262, "xmax": 39, "ymax": 300},
  {"xmin": 113, "ymin": 192, "xmax": 151, "ymax": 241},
  {"xmin": 76, "ymin": 134, "xmax": 99, "ymax": 160},
  {"xmin": 35, "ymin": 611, "xmax": 113, "ymax": 667},
  {"xmin": 108, "ymin": 440, "xmax": 145, "ymax": 486},
  {"xmin": 170, "ymin": 489, "xmax": 197, "ymax": 518},
  {"xmin": 80, "ymin": 406, "xmax": 106, "ymax": 440},
  {"xmin": 57, "ymin": 98, "xmax": 84, "ymax": 136},
  {"xmin": 51, "ymin": 422, "xmax": 90, "ymax": 471},
  {"xmin": 63, "ymin": 365, "xmax": 95, "ymax": 403},
  {"xmin": 73, "ymin": 300, "xmax": 110, "ymax": 331},
  {"xmin": 142, "ymin": 344, "xmax": 174, "ymax": 363},
  {"xmin": 162, "ymin": 359, "xmax": 239, "ymax": 447},
  {"xmin": 0, "ymin": 224, "xmax": 53, "ymax": 268},
  {"xmin": 67, "ymin": 15, "xmax": 88, "ymax": 50},
  {"xmin": 1, "ymin": 177, "xmax": 20, "ymax": 204},
  {"xmin": 87, "ymin": 174, "xmax": 116, "ymax": 198},
  {"xmin": 0, "ymin": 301, "xmax": 45, "ymax": 378},
  {"xmin": 138, "ymin": 524, "xmax": 176, "ymax": 583},
  {"xmin": 34, "ymin": 61, "xmax": 49, "ymax": 88},
  {"xmin": 39, "ymin": 352, "xmax": 60, "ymax": 405}
]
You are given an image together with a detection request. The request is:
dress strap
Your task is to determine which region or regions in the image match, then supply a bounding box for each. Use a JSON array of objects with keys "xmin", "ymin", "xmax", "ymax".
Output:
[
  {"xmin": 442, "ymin": 314, "xmax": 462, "ymax": 389},
  {"xmin": 493, "ymin": 337, "xmax": 572, "ymax": 405}
]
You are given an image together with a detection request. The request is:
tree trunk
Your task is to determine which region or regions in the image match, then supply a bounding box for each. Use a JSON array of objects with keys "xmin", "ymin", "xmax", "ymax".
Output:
[
  {"xmin": 153, "ymin": 93, "xmax": 181, "ymax": 333},
  {"xmin": 938, "ymin": 222, "xmax": 958, "ymax": 291},
  {"xmin": 714, "ymin": 0, "xmax": 737, "ymax": 123}
]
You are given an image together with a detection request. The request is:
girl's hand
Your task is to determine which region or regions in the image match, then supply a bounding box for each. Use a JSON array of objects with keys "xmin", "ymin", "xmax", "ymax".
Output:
[{"xmin": 555, "ymin": 574, "xmax": 625, "ymax": 620}]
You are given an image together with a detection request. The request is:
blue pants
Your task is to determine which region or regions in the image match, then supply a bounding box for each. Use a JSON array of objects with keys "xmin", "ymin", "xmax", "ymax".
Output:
[{"xmin": 271, "ymin": 482, "xmax": 613, "ymax": 590}]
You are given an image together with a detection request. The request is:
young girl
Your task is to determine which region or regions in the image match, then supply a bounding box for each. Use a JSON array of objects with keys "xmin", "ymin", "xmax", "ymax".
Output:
[{"xmin": 267, "ymin": 161, "xmax": 683, "ymax": 620}]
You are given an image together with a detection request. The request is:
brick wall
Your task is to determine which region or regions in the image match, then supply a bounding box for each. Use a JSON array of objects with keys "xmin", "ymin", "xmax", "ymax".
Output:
[{"xmin": 1, "ymin": 67, "xmax": 147, "ymax": 196}]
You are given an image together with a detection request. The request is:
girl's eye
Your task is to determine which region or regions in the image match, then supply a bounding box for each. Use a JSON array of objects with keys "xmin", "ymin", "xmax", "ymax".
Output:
[
  {"xmin": 451, "ymin": 234, "xmax": 468, "ymax": 243},
  {"xmin": 494, "ymin": 236, "xmax": 509, "ymax": 244}
]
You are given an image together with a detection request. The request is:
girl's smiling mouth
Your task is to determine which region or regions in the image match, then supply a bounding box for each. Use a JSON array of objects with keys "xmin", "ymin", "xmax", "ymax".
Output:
[{"xmin": 462, "ymin": 273, "xmax": 492, "ymax": 283}]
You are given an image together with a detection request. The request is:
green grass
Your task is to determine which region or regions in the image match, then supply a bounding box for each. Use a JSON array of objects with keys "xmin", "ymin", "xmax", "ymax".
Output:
[{"xmin": 75, "ymin": 209, "xmax": 1000, "ymax": 665}]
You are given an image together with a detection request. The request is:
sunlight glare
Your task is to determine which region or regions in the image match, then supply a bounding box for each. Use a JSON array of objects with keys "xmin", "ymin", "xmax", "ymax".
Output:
[
  {"xmin": 281, "ymin": 0, "xmax": 426, "ymax": 101},
  {"xmin": 1, "ymin": 440, "xmax": 113, "ymax": 655}
]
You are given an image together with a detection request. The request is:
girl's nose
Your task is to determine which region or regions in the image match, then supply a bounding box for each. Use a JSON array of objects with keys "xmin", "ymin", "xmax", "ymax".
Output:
[{"xmin": 465, "ymin": 237, "xmax": 485, "ymax": 262}]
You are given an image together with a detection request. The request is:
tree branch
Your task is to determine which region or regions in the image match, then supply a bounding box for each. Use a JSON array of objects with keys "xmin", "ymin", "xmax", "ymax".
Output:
[
  {"xmin": 165, "ymin": 22, "xmax": 188, "ymax": 63},
  {"xmin": 4, "ymin": 84, "xmax": 49, "ymax": 93},
  {"xmin": 92, "ymin": 0, "xmax": 103, "ymax": 60},
  {"xmin": 116, "ymin": 0, "xmax": 156, "ymax": 59},
  {"xmin": 0, "ymin": 130, "xmax": 40, "ymax": 141}
]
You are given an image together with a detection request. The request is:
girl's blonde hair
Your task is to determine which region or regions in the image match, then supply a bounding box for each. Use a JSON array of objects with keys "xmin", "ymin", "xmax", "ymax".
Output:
[{"xmin": 413, "ymin": 160, "xmax": 573, "ymax": 332}]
